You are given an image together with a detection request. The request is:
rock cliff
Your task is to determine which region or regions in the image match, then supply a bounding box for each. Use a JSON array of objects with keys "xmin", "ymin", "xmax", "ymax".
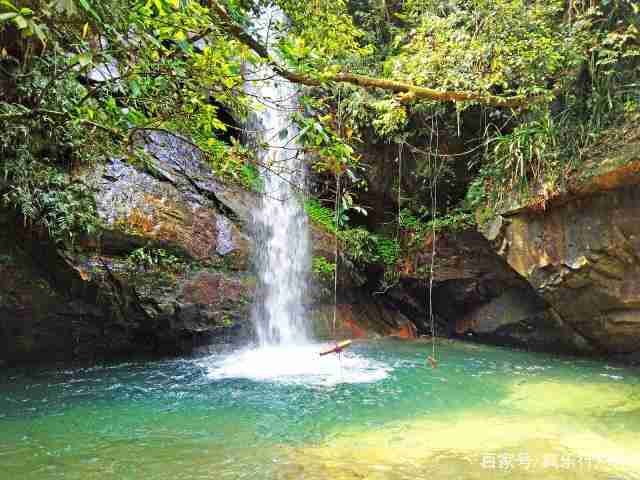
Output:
[
  {"xmin": 0, "ymin": 130, "xmax": 409, "ymax": 365},
  {"xmin": 483, "ymin": 159, "xmax": 640, "ymax": 361},
  {"xmin": 0, "ymin": 131, "xmax": 256, "ymax": 365}
]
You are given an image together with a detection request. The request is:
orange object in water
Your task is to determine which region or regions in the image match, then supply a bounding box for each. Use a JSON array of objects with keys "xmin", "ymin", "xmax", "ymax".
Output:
[
  {"xmin": 320, "ymin": 340, "xmax": 353, "ymax": 356},
  {"xmin": 427, "ymin": 356, "xmax": 438, "ymax": 369}
]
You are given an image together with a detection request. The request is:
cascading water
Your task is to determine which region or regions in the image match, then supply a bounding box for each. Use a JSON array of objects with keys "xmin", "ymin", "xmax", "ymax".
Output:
[
  {"xmin": 203, "ymin": 8, "xmax": 388, "ymax": 385},
  {"xmin": 246, "ymin": 7, "xmax": 311, "ymax": 347}
]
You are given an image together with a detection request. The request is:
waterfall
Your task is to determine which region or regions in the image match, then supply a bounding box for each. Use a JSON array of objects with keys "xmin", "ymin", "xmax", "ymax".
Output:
[{"xmin": 246, "ymin": 7, "xmax": 312, "ymax": 347}]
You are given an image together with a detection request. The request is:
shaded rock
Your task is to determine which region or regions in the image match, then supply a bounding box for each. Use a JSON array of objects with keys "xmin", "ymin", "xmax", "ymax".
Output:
[
  {"xmin": 0, "ymin": 239, "xmax": 74, "ymax": 363},
  {"xmin": 367, "ymin": 229, "xmax": 587, "ymax": 352},
  {"xmin": 0, "ymin": 223, "xmax": 141, "ymax": 365},
  {"xmin": 398, "ymin": 231, "xmax": 537, "ymax": 327},
  {"xmin": 308, "ymin": 290, "xmax": 416, "ymax": 340},
  {"xmin": 456, "ymin": 288, "xmax": 542, "ymax": 334},
  {"xmin": 0, "ymin": 216, "xmax": 256, "ymax": 366}
]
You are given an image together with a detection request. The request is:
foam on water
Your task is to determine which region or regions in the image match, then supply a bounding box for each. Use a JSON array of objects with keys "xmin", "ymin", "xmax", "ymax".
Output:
[{"xmin": 201, "ymin": 344, "xmax": 391, "ymax": 387}]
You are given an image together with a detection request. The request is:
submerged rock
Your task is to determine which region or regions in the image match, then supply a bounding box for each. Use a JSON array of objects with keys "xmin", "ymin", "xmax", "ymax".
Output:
[
  {"xmin": 289, "ymin": 410, "xmax": 640, "ymax": 479},
  {"xmin": 502, "ymin": 380, "xmax": 640, "ymax": 415}
]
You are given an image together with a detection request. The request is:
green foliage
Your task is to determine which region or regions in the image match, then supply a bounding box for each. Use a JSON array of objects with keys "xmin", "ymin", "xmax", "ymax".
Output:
[
  {"xmin": 1, "ymin": 0, "xmax": 638, "ymax": 267},
  {"xmin": 1, "ymin": 149, "xmax": 100, "ymax": 244},
  {"xmin": 391, "ymin": 0, "xmax": 577, "ymax": 99},
  {"xmin": 374, "ymin": 236, "xmax": 399, "ymax": 267},
  {"xmin": 324, "ymin": 0, "xmax": 639, "ymax": 221},
  {"xmin": 294, "ymin": 101, "xmax": 360, "ymax": 177},
  {"xmin": 400, "ymin": 207, "xmax": 474, "ymax": 236},
  {"xmin": 0, "ymin": 2, "xmax": 46, "ymax": 42},
  {"xmin": 338, "ymin": 227, "xmax": 399, "ymax": 266},
  {"xmin": 428, "ymin": 208, "xmax": 475, "ymax": 232},
  {"xmin": 304, "ymin": 198, "xmax": 336, "ymax": 232},
  {"xmin": 0, "ymin": 0, "xmax": 269, "ymax": 245},
  {"xmin": 126, "ymin": 247, "xmax": 183, "ymax": 272},
  {"xmin": 312, "ymin": 256, "xmax": 335, "ymax": 281},
  {"xmin": 0, "ymin": 53, "xmax": 104, "ymax": 244},
  {"xmin": 371, "ymin": 99, "xmax": 407, "ymax": 137},
  {"xmin": 276, "ymin": 0, "xmax": 372, "ymax": 72},
  {"xmin": 220, "ymin": 314, "xmax": 235, "ymax": 327},
  {"xmin": 486, "ymin": 112, "xmax": 560, "ymax": 194},
  {"xmin": 464, "ymin": 0, "xmax": 640, "ymax": 207},
  {"xmin": 305, "ymin": 197, "xmax": 399, "ymax": 267},
  {"xmin": 339, "ymin": 227, "xmax": 378, "ymax": 263}
]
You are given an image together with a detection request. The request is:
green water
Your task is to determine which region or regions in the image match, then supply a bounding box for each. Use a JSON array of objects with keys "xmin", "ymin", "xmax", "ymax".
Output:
[{"xmin": 1, "ymin": 340, "xmax": 640, "ymax": 479}]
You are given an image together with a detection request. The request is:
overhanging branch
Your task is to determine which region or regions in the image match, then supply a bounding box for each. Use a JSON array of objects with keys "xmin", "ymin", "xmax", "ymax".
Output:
[{"xmin": 209, "ymin": 1, "xmax": 529, "ymax": 108}]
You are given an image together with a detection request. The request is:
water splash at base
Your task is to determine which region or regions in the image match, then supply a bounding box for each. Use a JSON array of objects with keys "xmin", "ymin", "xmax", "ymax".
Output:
[{"xmin": 201, "ymin": 344, "xmax": 390, "ymax": 387}]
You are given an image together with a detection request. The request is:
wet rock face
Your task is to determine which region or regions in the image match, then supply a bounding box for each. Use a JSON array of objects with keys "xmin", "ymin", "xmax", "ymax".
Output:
[
  {"xmin": 90, "ymin": 132, "xmax": 253, "ymax": 269},
  {"xmin": 0, "ymin": 131, "xmax": 258, "ymax": 365},
  {"xmin": 307, "ymin": 288, "xmax": 417, "ymax": 341},
  {"xmin": 94, "ymin": 158, "xmax": 250, "ymax": 266},
  {"xmin": 0, "ymin": 237, "xmax": 73, "ymax": 363},
  {"xmin": 133, "ymin": 130, "xmax": 257, "ymax": 223},
  {"xmin": 487, "ymin": 184, "xmax": 640, "ymax": 356}
]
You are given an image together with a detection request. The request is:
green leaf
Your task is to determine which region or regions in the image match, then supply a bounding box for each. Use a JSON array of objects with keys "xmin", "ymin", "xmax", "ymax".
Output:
[
  {"xmin": 129, "ymin": 79, "xmax": 141, "ymax": 97},
  {"xmin": 78, "ymin": 52, "xmax": 92, "ymax": 67},
  {"xmin": 51, "ymin": 0, "xmax": 77, "ymax": 15},
  {"xmin": 77, "ymin": 0, "xmax": 102, "ymax": 22},
  {"xmin": 13, "ymin": 15, "xmax": 27, "ymax": 29},
  {"xmin": 32, "ymin": 22, "xmax": 46, "ymax": 43},
  {"xmin": 0, "ymin": 12, "xmax": 18, "ymax": 22},
  {"xmin": 0, "ymin": 1, "xmax": 18, "ymax": 12}
]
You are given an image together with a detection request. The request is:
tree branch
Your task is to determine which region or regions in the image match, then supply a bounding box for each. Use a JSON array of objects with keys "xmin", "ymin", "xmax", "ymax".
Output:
[{"xmin": 209, "ymin": 1, "xmax": 529, "ymax": 108}]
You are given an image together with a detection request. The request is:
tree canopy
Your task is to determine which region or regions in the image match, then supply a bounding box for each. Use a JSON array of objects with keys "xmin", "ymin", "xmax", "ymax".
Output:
[{"xmin": 1, "ymin": 0, "xmax": 639, "ymax": 243}]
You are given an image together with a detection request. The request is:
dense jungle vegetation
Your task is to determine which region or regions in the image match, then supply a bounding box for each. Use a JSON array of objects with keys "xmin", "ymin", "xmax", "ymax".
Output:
[{"xmin": 1, "ymin": 0, "xmax": 638, "ymax": 274}]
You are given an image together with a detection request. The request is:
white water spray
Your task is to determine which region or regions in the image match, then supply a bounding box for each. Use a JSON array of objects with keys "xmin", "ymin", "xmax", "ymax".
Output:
[
  {"xmin": 200, "ymin": 8, "xmax": 389, "ymax": 385},
  {"xmin": 246, "ymin": 7, "xmax": 311, "ymax": 347}
]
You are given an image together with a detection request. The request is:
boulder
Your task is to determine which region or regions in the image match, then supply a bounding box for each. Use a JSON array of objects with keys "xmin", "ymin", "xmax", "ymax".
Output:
[{"xmin": 308, "ymin": 291, "xmax": 417, "ymax": 340}]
